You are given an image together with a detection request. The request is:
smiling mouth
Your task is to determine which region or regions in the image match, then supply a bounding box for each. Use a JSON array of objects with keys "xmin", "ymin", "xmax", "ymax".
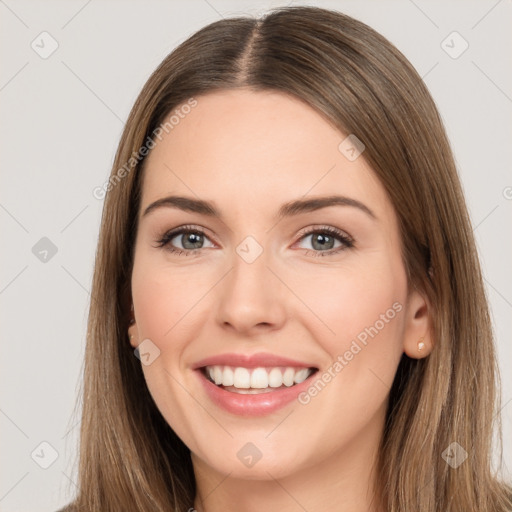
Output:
[{"xmin": 201, "ymin": 365, "xmax": 318, "ymax": 394}]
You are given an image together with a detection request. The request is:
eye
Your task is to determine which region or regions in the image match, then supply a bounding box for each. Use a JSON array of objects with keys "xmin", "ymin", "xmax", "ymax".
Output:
[
  {"xmin": 154, "ymin": 224, "xmax": 354, "ymax": 257},
  {"xmin": 295, "ymin": 226, "xmax": 354, "ymax": 256},
  {"xmin": 155, "ymin": 225, "xmax": 215, "ymax": 255}
]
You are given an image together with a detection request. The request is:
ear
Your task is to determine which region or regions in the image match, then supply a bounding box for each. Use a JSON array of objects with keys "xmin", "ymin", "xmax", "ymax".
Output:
[
  {"xmin": 127, "ymin": 303, "xmax": 139, "ymax": 349},
  {"xmin": 127, "ymin": 323, "xmax": 140, "ymax": 349},
  {"xmin": 402, "ymin": 288, "xmax": 433, "ymax": 359}
]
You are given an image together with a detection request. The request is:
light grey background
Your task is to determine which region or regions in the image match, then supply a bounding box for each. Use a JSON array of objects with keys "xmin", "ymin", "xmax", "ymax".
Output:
[{"xmin": 1, "ymin": 0, "xmax": 511, "ymax": 510}]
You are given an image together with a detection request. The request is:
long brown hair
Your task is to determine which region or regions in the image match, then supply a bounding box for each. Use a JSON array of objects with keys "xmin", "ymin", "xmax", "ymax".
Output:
[{"xmin": 66, "ymin": 6, "xmax": 512, "ymax": 511}]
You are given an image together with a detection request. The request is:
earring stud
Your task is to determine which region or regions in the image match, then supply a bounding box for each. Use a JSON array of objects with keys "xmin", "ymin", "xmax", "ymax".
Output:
[{"xmin": 418, "ymin": 337, "xmax": 425, "ymax": 351}]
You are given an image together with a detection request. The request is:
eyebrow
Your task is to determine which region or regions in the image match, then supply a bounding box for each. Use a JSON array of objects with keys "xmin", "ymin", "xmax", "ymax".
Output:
[{"xmin": 142, "ymin": 194, "xmax": 376, "ymax": 220}]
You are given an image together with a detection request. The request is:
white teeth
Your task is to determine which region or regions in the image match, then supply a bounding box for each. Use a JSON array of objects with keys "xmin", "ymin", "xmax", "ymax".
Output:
[
  {"xmin": 222, "ymin": 366, "xmax": 234, "ymax": 386},
  {"xmin": 268, "ymin": 368, "xmax": 283, "ymax": 388},
  {"xmin": 283, "ymin": 367, "xmax": 295, "ymax": 387},
  {"xmin": 250, "ymin": 368, "xmax": 268, "ymax": 389},
  {"xmin": 293, "ymin": 368, "xmax": 310, "ymax": 384},
  {"xmin": 233, "ymin": 367, "xmax": 251, "ymax": 388},
  {"xmin": 204, "ymin": 365, "xmax": 314, "ymax": 389},
  {"xmin": 213, "ymin": 366, "xmax": 223, "ymax": 385}
]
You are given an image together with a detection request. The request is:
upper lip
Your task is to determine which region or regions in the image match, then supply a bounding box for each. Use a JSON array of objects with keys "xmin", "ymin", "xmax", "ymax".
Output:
[{"xmin": 192, "ymin": 352, "xmax": 317, "ymax": 370}]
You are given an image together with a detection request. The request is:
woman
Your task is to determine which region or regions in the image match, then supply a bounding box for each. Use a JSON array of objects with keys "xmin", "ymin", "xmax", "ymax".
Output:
[{"xmin": 61, "ymin": 6, "xmax": 512, "ymax": 511}]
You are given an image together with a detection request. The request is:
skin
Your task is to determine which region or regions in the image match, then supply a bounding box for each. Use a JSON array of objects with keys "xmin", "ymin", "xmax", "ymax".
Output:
[{"xmin": 128, "ymin": 89, "xmax": 432, "ymax": 512}]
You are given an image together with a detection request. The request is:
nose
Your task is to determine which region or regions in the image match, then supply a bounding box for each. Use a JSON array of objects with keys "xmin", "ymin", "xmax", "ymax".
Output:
[{"xmin": 215, "ymin": 248, "xmax": 287, "ymax": 335}]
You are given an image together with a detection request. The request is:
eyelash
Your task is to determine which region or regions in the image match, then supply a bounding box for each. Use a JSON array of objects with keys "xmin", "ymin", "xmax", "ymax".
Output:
[
  {"xmin": 154, "ymin": 224, "xmax": 354, "ymax": 257},
  {"xmin": 295, "ymin": 225, "xmax": 354, "ymax": 257}
]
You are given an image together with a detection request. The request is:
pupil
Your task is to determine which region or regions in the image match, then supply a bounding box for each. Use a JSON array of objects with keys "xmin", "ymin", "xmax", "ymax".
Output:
[
  {"xmin": 183, "ymin": 233, "xmax": 203, "ymax": 249},
  {"xmin": 312, "ymin": 233, "xmax": 334, "ymax": 250}
]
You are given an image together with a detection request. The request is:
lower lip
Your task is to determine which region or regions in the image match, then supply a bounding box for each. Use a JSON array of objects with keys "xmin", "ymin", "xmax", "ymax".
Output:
[{"xmin": 195, "ymin": 369, "xmax": 316, "ymax": 416}]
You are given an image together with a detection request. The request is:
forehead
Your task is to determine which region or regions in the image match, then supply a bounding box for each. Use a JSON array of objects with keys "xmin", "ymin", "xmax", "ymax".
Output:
[{"xmin": 140, "ymin": 89, "xmax": 393, "ymax": 222}]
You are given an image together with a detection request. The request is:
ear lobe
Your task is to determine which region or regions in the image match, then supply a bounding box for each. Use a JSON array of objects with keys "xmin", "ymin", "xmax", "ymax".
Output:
[
  {"xmin": 402, "ymin": 289, "xmax": 433, "ymax": 359},
  {"xmin": 127, "ymin": 302, "xmax": 138, "ymax": 348},
  {"xmin": 128, "ymin": 324, "xmax": 139, "ymax": 348}
]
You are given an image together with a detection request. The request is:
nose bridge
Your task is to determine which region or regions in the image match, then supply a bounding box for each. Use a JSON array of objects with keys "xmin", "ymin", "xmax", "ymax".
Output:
[{"xmin": 214, "ymin": 237, "xmax": 286, "ymax": 332}]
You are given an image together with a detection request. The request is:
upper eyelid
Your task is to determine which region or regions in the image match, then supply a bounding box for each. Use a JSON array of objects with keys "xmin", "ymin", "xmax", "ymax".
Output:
[
  {"xmin": 165, "ymin": 225, "xmax": 217, "ymax": 244},
  {"xmin": 159, "ymin": 225, "xmax": 216, "ymax": 248},
  {"xmin": 296, "ymin": 224, "xmax": 352, "ymax": 239}
]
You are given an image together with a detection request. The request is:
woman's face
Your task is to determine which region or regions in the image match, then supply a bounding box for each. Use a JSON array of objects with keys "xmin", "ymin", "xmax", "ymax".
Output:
[{"xmin": 130, "ymin": 89, "xmax": 430, "ymax": 480}]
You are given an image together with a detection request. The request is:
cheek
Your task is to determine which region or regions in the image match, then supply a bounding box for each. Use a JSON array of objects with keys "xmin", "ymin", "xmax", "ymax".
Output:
[
  {"xmin": 131, "ymin": 253, "xmax": 197, "ymax": 357},
  {"xmin": 132, "ymin": 274, "xmax": 177, "ymax": 344},
  {"xmin": 284, "ymin": 256, "xmax": 407, "ymax": 358},
  {"xmin": 288, "ymin": 264, "xmax": 407, "ymax": 443},
  {"xmin": 295, "ymin": 261, "xmax": 407, "ymax": 429},
  {"xmin": 130, "ymin": 254, "xmax": 207, "ymax": 449}
]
